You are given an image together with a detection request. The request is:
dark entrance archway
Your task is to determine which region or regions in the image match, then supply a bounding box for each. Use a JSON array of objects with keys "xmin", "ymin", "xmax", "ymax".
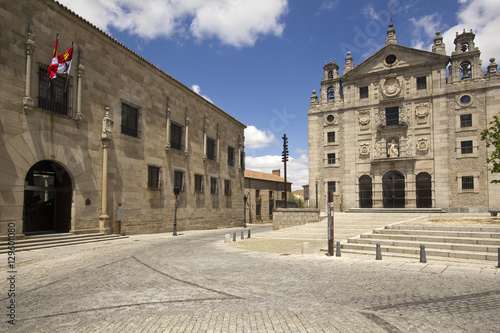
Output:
[
  {"xmin": 383, "ymin": 171, "xmax": 405, "ymax": 208},
  {"xmin": 416, "ymin": 172, "xmax": 432, "ymax": 208},
  {"xmin": 359, "ymin": 175, "xmax": 373, "ymax": 208},
  {"xmin": 23, "ymin": 161, "xmax": 72, "ymax": 234}
]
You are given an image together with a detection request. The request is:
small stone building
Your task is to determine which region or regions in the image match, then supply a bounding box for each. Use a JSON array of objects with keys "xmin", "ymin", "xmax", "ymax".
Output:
[
  {"xmin": 1, "ymin": 0, "xmax": 246, "ymax": 238},
  {"xmin": 244, "ymin": 170, "xmax": 292, "ymax": 222},
  {"xmin": 308, "ymin": 23, "xmax": 500, "ymax": 212}
]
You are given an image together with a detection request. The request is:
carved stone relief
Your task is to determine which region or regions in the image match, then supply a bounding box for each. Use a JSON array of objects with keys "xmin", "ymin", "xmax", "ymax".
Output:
[
  {"xmin": 416, "ymin": 137, "xmax": 430, "ymax": 152},
  {"xmin": 359, "ymin": 143, "xmax": 370, "ymax": 156},
  {"xmin": 358, "ymin": 110, "xmax": 370, "ymax": 126},
  {"xmin": 415, "ymin": 102, "xmax": 430, "ymax": 119},
  {"xmin": 382, "ymin": 76, "xmax": 402, "ymax": 98}
]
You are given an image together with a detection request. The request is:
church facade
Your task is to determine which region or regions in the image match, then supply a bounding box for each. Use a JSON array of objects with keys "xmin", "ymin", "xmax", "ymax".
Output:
[
  {"xmin": 308, "ymin": 24, "xmax": 500, "ymax": 212},
  {"xmin": 1, "ymin": 0, "xmax": 246, "ymax": 239}
]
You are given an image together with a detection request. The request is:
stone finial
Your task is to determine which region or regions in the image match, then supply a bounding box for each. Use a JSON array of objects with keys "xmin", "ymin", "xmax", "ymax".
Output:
[
  {"xmin": 343, "ymin": 51, "xmax": 355, "ymax": 75},
  {"xmin": 432, "ymin": 31, "xmax": 446, "ymax": 55},
  {"xmin": 486, "ymin": 57, "xmax": 500, "ymax": 79},
  {"xmin": 385, "ymin": 23, "xmax": 397, "ymax": 45},
  {"xmin": 310, "ymin": 90, "xmax": 319, "ymax": 104}
]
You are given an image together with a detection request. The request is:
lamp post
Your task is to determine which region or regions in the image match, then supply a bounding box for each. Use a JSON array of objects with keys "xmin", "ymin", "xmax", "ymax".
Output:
[
  {"xmin": 243, "ymin": 195, "xmax": 248, "ymax": 228},
  {"xmin": 173, "ymin": 186, "xmax": 180, "ymax": 236},
  {"xmin": 315, "ymin": 179, "xmax": 318, "ymax": 209}
]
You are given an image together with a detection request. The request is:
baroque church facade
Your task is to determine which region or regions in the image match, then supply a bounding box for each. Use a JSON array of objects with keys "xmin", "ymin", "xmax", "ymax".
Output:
[
  {"xmin": 1, "ymin": 0, "xmax": 246, "ymax": 239},
  {"xmin": 308, "ymin": 23, "xmax": 500, "ymax": 212}
]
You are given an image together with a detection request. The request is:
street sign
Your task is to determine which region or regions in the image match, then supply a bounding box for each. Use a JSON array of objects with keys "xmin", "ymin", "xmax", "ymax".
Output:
[{"xmin": 175, "ymin": 199, "xmax": 180, "ymax": 208}]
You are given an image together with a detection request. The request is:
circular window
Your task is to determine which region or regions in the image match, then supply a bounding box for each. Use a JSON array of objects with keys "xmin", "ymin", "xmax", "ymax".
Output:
[
  {"xmin": 326, "ymin": 114, "xmax": 335, "ymax": 123},
  {"xmin": 460, "ymin": 95, "xmax": 471, "ymax": 104},
  {"xmin": 385, "ymin": 54, "xmax": 397, "ymax": 65}
]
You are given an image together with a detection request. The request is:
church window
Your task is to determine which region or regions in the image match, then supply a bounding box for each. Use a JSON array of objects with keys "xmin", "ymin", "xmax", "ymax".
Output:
[
  {"xmin": 385, "ymin": 54, "xmax": 397, "ymax": 65},
  {"xmin": 359, "ymin": 86, "xmax": 368, "ymax": 99},
  {"xmin": 416, "ymin": 76, "xmax": 427, "ymax": 90},
  {"xmin": 385, "ymin": 107, "xmax": 399, "ymax": 126},
  {"xmin": 461, "ymin": 140, "xmax": 473, "ymax": 154},
  {"xmin": 328, "ymin": 71, "xmax": 333, "ymax": 78},
  {"xmin": 327, "ymin": 153, "xmax": 336, "ymax": 164},
  {"xmin": 327, "ymin": 131, "xmax": 335, "ymax": 143},
  {"xmin": 327, "ymin": 87, "xmax": 335, "ymax": 101},
  {"xmin": 461, "ymin": 176, "xmax": 474, "ymax": 190},
  {"xmin": 328, "ymin": 181, "xmax": 336, "ymax": 193},
  {"xmin": 460, "ymin": 95, "xmax": 471, "ymax": 104},
  {"xmin": 326, "ymin": 114, "xmax": 335, "ymax": 123},
  {"xmin": 460, "ymin": 114, "xmax": 472, "ymax": 128}
]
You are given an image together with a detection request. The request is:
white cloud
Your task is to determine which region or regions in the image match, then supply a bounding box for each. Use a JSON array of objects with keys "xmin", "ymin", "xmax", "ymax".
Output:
[
  {"xmin": 245, "ymin": 154, "xmax": 309, "ymax": 191},
  {"xmin": 191, "ymin": 84, "xmax": 213, "ymax": 103},
  {"xmin": 58, "ymin": 0, "xmax": 288, "ymax": 48},
  {"xmin": 409, "ymin": 13, "xmax": 442, "ymax": 50},
  {"xmin": 244, "ymin": 126, "xmax": 277, "ymax": 149}
]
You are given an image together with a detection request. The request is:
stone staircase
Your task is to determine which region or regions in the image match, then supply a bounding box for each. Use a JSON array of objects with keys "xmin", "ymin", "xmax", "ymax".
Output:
[
  {"xmin": 342, "ymin": 225, "xmax": 500, "ymax": 261},
  {"xmin": 0, "ymin": 233, "xmax": 128, "ymax": 254}
]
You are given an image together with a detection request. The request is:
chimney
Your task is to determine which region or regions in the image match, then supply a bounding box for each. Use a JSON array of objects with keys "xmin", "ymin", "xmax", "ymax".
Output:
[{"xmin": 272, "ymin": 169, "xmax": 280, "ymax": 177}]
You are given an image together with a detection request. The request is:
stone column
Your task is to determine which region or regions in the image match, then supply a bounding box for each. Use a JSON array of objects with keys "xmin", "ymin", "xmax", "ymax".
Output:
[
  {"xmin": 23, "ymin": 30, "xmax": 35, "ymax": 113},
  {"xmin": 99, "ymin": 107, "xmax": 113, "ymax": 234}
]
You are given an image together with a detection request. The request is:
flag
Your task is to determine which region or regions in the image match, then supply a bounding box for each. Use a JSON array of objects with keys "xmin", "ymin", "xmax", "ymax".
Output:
[{"xmin": 47, "ymin": 37, "xmax": 73, "ymax": 80}]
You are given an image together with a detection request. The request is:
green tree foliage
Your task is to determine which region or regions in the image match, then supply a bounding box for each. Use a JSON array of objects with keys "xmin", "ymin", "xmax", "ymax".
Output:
[
  {"xmin": 481, "ymin": 114, "xmax": 500, "ymax": 183},
  {"xmin": 291, "ymin": 194, "xmax": 304, "ymax": 208}
]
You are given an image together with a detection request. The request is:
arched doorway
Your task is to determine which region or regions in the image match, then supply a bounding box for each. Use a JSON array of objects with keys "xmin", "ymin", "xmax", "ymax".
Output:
[
  {"xmin": 383, "ymin": 171, "xmax": 405, "ymax": 208},
  {"xmin": 359, "ymin": 175, "xmax": 373, "ymax": 208},
  {"xmin": 416, "ymin": 172, "xmax": 432, "ymax": 208},
  {"xmin": 23, "ymin": 161, "xmax": 72, "ymax": 234}
]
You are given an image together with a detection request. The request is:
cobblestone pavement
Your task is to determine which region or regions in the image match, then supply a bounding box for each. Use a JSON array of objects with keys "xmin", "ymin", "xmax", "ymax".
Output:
[{"xmin": 2, "ymin": 216, "xmax": 500, "ymax": 332}]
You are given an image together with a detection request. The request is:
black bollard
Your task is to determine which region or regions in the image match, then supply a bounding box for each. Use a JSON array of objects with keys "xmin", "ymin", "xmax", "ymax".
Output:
[
  {"xmin": 498, "ymin": 248, "xmax": 500, "ymax": 268},
  {"xmin": 241, "ymin": 231, "xmax": 244, "ymax": 240},
  {"xmin": 420, "ymin": 244, "xmax": 427, "ymax": 263},
  {"xmin": 233, "ymin": 233, "xmax": 236, "ymax": 242},
  {"xmin": 336, "ymin": 241, "xmax": 341, "ymax": 257},
  {"xmin": 248, "ymin": 230, "xmax": 251, "ymax": 238},
  {"xmin": 376, "ymin": 243, "xmax": 382, "ymax": 260}
]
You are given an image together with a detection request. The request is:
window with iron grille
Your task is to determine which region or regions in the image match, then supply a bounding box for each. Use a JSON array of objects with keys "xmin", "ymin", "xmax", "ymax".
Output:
[
  {"xmin": 148, "ymin": 166, "xmax": 160, "ymax": 189},
  {"xmin": 174, "ymin": 171, "xmax": 183, "ymax": 192},
  {"xmin": 227, "ymin": 146, "xmax": 235, "ymax": 166},
  {"xmin": 207, "ymin": 138, "xmax": 216, "ymax": 160},
  {"xmin": 460, "ymin": 114, "xmax": 472, "ymax": 128},
  {"xmin": 38, "ymin": 64, "xmax": 71, "ymax": 116},
  {"xmin": 359, "ymin": 86, "xmax": 368, "ymax": 99},
  {"xmin": 327, "ymin": 132, "xmax": 335, "ymax": 143},
  {"xmin": 121, "ymin": 103, "xmax": 139, "ymax": 137},
  {"xmin": 416, "ymin": 76, "xmax": 427, "ymax": 90},
  {"xmin": 462, "ymin": 176, "xmax": 474, "ymax": 190},
  {"xmin": 210, "ymin": 177, "xmax": 218, "ymax": 194},
  {"xmin": 461, "ymin": 140, "xmax": 473, "ymax": 154},
  {"xmin": 224, "ymin": 180, "xmax": 231, "ymax": 196},
  {"xmin": 327, "ymin": 153, "xmax": 336, "ymax": 164},
  {"xmin": 328, "ymin": 181, "xmax": 336, "ymax": 193},
  {"xmin": 195, "ymin": 174, "xmax": 203, "ymax": 193},
  {"xmin": 171, "ymin": 123, "xmax": 182, "ymax": 150},
  {"xmin": 385, "ymin": 107, "xmax": 399, "ymax": 126}
]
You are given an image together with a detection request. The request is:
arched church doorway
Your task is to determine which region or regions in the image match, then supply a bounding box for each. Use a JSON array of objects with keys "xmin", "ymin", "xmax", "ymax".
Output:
[
  {"xmin": 383, "ymin": 171, "xmax": 405, "ymax": 208},
  {"xmin": 359, "ymin": 175, "xmax": 373, "ymax": 208},
  {"xmin": 416, "ymin": 172, "xmax": 432, "ymax": 208},
  {"xmin": 23, "ymin": 160, "xmax": 72, "ymax": 234}
]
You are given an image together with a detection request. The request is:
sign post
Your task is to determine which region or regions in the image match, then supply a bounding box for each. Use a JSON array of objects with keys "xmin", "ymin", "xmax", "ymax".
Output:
[
  {"xmin": 173, "ymin": 186, "xmax": 180, "ymax": 236},
  {"xmin": 327, "ymin": 202, "xmax": 334, "ymax": 256}
]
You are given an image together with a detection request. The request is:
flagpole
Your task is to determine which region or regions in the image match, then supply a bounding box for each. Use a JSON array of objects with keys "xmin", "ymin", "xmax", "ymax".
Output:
[
  {"xmin": 64, "ymin": 41, "xmax": 74, "ymax": 93},
  {"xmin": 47, "ymin": 33, "xmax": 59, "ymax": 103}
]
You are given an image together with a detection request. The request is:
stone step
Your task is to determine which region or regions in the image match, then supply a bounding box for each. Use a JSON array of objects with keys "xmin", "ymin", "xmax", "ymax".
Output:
[
  {"xmin": 375, "ymin": 229, "xmax": 500, "ymax": 239},
  {"xmin": 348, "ymin": 238, "xmax": 499, "ymax": 253},
  {"xmin": 345, "ymin": 208, "xmax": 447, "ymax": 213},
  {"xmin": 341, "ymin": 243, "xmax": 498, "ymax": 261},
  {"xmin": 387, "ymin": 225, "xmax": 500, "ymax": 233},
  {"xmin": 0, "ymin": 234, "xmax": 127, "ymax": 253},
  {"xmin": 360, "ymin": 233, "xmax": 500, "ymax": 246}
]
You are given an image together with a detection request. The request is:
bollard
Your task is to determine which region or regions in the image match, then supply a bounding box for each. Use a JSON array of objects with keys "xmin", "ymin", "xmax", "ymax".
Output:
[
  {"xmin": 241, "ymin": 231, "xmax": 244, "ymax": 240},
  {"xmin": 301, "ymin": 242, "xmax": 310, "ymax": 255},
  {"xmin": 248, "ymin": 230, "xmax": 251, "ymax": 238},
  {"xmin": 336, "ymin": 241, "xmax": 341, "ymax": 257},
  {"xmin": 498, "ymin": 248, "xmax": 500, "ymax": 268},
  {"xmin": 233, "ymin": 233, "xmax": 236, "ymax": 242},
  {"xmin": 375, "ymin": 243, "xmax": 382, "ymax": 260},
  {"xmin": 224, "ymin": 234, "xmax": 231, "ymax": 243},
  {"xmin": 420, "ymin": 244, "xmax": 427, "ymax": 263}
]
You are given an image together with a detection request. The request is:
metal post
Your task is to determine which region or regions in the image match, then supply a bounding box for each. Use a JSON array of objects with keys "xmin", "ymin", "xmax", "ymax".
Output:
[
  {"xmin": 336, "ymin": 241, "xmax": 341, "ymax": 257},
  {"xmin": 173, "ymin": 186, "xmax": 179, "ymax": 236},
  {"xmin": 327, "ymin": 202, "xmax": 334, "ymax": 256},
  {"xmin": 243, "ymin": 195, "xmax": 247, "ymax": 228},
  {"xmin": 497, "ymin": 248, "xmax": 500, "ymax": 268},
  {"xmin": 248, "ymin": 230, "xmax": 251, "ymax": 238},
  {"xmin": 376, "ymin": 243, "xmax": 382, "ymax": 260},
  {"xmin": 315, "ymin": 179, "xmax": 318, "ymax": 209},
  {"xmin": 420, "ymin": 244, "xmax": 427, "ymax": 263},
  {"xmin": 233, "ymin": 233, "xmax": 236, "ymax": 242}
]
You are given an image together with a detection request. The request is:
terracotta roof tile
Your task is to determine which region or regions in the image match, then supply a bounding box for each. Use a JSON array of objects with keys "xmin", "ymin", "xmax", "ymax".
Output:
[{"xmin": 244, "ymin": 170, "xmax": 292, "ymax": 184}]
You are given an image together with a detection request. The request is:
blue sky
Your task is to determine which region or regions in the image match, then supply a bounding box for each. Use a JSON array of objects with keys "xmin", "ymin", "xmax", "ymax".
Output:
[{"xmin": 58, "ymin": 0, "xmax": 500, "ymax": 190}]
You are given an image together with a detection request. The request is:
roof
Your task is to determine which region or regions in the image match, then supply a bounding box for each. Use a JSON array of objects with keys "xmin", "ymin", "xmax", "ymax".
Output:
[{"xmin": 244, "ymin": 170, "xmax": 292, "ymax": 184}]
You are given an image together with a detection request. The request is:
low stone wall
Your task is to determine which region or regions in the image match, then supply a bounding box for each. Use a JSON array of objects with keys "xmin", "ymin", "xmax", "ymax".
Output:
[{"xmin": 272, "ymin": 208, "xmax": 321, "ymax": 230}]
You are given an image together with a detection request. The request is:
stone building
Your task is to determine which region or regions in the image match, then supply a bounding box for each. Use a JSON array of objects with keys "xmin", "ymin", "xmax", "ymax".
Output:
[
  {"xmin": 244, "ymin": 170, "xmax": 292, "ymax": 222},
  {"xmin": 1, "ymin": 0, "xmax": 246, "ymax": 238},
  {"xmin": 308, "ymin": 23, "xmax": 500, "ymax": 212}
]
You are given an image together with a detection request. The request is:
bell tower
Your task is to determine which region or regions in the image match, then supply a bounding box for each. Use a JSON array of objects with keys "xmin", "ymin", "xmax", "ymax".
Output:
[
  {"xmin": 449, "ymin": 29, "xmax": 482, "ymax": 82},
  {"xmin": 320, "ymin": 59, "xmax": 343, "ymax": 104}
]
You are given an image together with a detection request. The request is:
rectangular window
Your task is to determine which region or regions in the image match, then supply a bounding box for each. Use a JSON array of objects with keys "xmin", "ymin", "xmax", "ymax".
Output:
[
  {"xmin": 174, "ymin": 171, "xmax": 183, "ymax": 192},
  {"xmin": 462, "ymin": 176, "xmax": 474, "ymax": 190},
  {"xmin": 327, "ymin": 132, "xmax": 335, "ymax": 143},
  {"xmin": 359, "ymin": 86, "xmax": 369, "ymax": 99},
  {"xmin": 328, "ymin": 181, "xmax": 336, "ymax": 193},
  {"xmin": 38, "ymin": 64, "xmax": 71, "ymax": 116},
  {"xmin": 148, "ymin": 166, "xmax": 160, "ymax": 189},
  {"xmin": 416, "ymin": 76, "xmax": 427, "ymax": 90},
  {"xmin": 171, "ymin": 123, "xmax": 182, "ymax": 150},
  {"xmin": 194, "ymin": 174, "xmax": 203, "ymax": 193},
  {"xmin": 461, "ymin": 140, "xmax": 473, "ymax": 154},
  {"xmin": 460, "ymin": 114, "xmax": 472, "ymax": 128},
  {"xmin": 240, "ymin": 151, "xmax": 245, "ymax": 169},
  {"xmin": 121, "ymin": 103, "xmax": 139, "ymax": 137},
  {"xmin": 227, "ymin": 146, "xmax": 235, "ymax": 166},
  {"xmin": 224, "ymin": 180, "xmax": 231, "ymax": 196},
  {"xmin": 207, "ymin": 138, "xmax": 216, "ymax": 160},
  {"xmin": 327, "ymin": 153, "xmax": 336, "ymax": 164},
  {"xmin": 385, "ymin": 107, "xmax": 399, "ymax": 126},
  {"xmin": 210, "ymin": 177, "xmax": 218, "ymax": 194}
]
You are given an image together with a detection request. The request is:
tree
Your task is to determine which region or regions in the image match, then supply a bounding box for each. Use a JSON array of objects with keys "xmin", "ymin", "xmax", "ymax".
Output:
[
  {"xmin": 291, "ymin": 194, "xmax": 304, "ymax": 208},
  {"xmin": 480, "ymin": 114, "xmax": 500, "ymax": 183}
]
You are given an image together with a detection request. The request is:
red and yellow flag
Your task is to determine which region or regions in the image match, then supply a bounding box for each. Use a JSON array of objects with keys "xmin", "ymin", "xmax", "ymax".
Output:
[{"xmin": 47, "ymin": 36, "xmax": 73, "ymax": 80}]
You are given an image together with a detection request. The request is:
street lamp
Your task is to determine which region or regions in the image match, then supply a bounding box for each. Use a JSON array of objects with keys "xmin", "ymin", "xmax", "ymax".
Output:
[
  {"xmin": 243, "ymin": 195, "xmax": 248, "ymax": 228},
  {"xmin": 315, "ymin": 179, "xmax": 318, "ymax": 209},
  {"xmin": 173, "ymin": 186, "xmax": 180, "ymax": 236}
]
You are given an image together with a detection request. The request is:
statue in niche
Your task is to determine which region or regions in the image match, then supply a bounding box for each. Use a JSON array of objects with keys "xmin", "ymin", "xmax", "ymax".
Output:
[{"xmin": 387, "ymin": 139, "xmax": 399, "ymax": 157}]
